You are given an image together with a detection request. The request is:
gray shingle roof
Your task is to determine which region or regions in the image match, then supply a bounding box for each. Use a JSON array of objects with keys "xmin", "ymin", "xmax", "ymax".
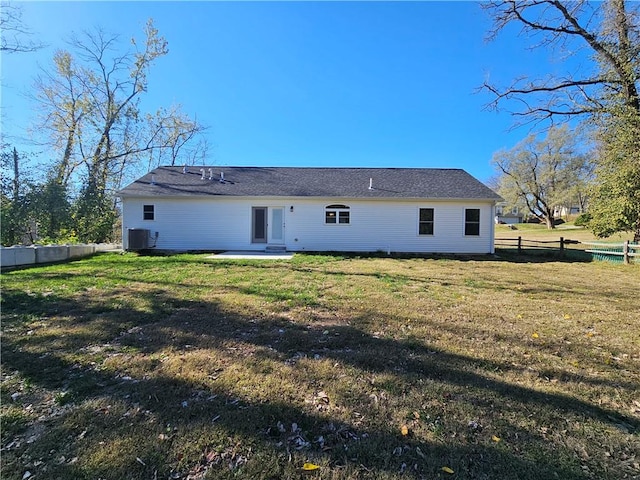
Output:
[{"xmin": 118, "ymin": 166, "xmax": 501, "ymax": 201}]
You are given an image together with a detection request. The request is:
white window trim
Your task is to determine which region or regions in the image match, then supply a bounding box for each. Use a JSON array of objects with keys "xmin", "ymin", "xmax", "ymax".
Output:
[
  {"xmin": 417, "ymin": 207, "xmax": 434, "ymax": 236},
  {"xmin": 143, "ymin": 204, "xmax": 155, "ymax": 221},
  {"xmin": 325, "ymin": 204, "xmax": 350, "ymax": 225},
  {"xmin": 464, "ymin": 208, "xmax": 481, "ymax": 236}
]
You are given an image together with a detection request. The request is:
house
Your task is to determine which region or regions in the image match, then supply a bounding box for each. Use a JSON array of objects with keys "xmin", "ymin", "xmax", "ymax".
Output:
[
  {"xmin": 117, "ymin": 166, "xmax": 503, "ymax": 254},
  {"xmin": 495, "ymin": 203, "xmax": 524, "ymax": 225},
  {"xmin": 553, "ymin": 204, "xmax": 583, "ymax": 218}
]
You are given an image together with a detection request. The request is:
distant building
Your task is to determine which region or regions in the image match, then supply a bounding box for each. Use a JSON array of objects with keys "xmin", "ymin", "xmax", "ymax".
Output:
[{"xmin": 495, "ymin": 203, "xmax": 523, "ymax": 225}]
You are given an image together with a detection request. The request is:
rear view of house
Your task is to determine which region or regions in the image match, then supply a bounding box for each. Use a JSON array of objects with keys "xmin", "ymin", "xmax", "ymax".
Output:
[{"xmin": 118, "ymin": 166, "xmax": 502, "ymax": 254}]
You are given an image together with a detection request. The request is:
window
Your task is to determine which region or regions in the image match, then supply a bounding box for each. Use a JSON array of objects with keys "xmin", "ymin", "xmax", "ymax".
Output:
[
  {"xmin": 143, "ymin": 204, "xmax": 155, "ymax": 220},
  {"xmin": 418, "ymin": 208, "xmax": 434, "ymax": 235},
  {"xmin": 465, "ymin": 208, "xmax": 480, "ymax": 236},
  {"xmin": 325, "ymin": 204, "xmax": 350, "ymax": 224}
]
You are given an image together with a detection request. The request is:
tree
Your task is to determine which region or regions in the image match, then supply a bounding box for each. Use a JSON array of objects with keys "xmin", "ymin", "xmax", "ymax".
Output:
[
  {"xmin": 492, "ymin": 126, "xmax": 591, "ymax": 229},
  {"xmin": 1, "ymin": 145, "xmax": 28, "ymax": 245},
  {"xmin": 0, "ymin": 2, "xmax": 45, "ymax": 53},
  {"xmin": 1, "ymin": 145, "xmax": 74, "ymax": 245},
  {"xmin": 32, "ymin": 20, "xmax": 205, "ymax": 243},
  {"xmin": 588, "ymin": 105, "xmax": 640, "ymax": 238},
  {"xmin": 482, "ymin": 0, "xmax": 640, "ymax": 241}
]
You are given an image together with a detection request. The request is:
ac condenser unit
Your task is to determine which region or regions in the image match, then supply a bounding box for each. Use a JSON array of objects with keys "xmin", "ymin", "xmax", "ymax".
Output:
[{"xmin": 128, "ymin": 228, "xmax": 149, "ymax": 251}]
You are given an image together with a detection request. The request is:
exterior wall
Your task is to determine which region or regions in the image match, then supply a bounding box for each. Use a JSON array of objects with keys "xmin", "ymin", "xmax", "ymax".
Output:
[{"xmin": 122, "ymin": 196, "xmax": 496, "ymax": 254}]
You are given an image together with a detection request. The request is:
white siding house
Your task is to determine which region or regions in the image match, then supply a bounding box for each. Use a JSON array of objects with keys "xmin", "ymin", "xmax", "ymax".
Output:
[{"xmin": 118, "ymin": 167, "xmax": 502, "ymax": 254}]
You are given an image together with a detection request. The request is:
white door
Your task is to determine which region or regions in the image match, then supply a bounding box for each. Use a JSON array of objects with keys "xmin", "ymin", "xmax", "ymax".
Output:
[{"xmin": 269, "ymin": 207, "xmax": 284, "ymax": 244}]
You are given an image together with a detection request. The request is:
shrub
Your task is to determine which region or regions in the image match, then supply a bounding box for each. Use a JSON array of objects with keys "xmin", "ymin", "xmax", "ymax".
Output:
[{"xmin": 574, "ymin": 213, "xmax": 591, "ymax": 226}]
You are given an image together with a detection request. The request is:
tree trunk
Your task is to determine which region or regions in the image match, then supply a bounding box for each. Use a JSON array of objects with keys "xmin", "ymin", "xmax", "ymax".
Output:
[
  {"xmin": 12, "ymin": 147, "xmax": 19, "ymax": 203},
  {"xmin": 545, "ymin": 216, "xmax": 555, "ymax": 229}
]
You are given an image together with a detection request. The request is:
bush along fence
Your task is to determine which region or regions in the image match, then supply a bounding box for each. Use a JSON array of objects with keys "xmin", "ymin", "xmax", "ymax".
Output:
[
  {"xmin": 581, "ymin": 240, "xmax": 638, "ymax": 265},
  {"xmin": 494, "ymin": 237, "xmax": 638, "ymax": 264}
]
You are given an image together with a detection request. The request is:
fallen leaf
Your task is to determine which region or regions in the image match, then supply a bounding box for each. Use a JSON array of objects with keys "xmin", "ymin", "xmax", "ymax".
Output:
[
  {"xmin": 441, "ymin": 466, "xmax": 454, "ymax": 474},
  {"xmin": 563, "ymin": 314, "xmax": 571, "ymax": 319},
  {"xmin": 205, "ymin": 450, "xmax": 217, "ymax": 463},
  {"xmin": 400, "ymin": 425, "xmax": 409, "ymax": 436},
  {"xmin": 532, "ymin": 332, "xmax": 539, "ymax": 339},
  {"xmin": 302, "ymin": 462, "xmax": 320, "ymax": 471},
  {"xmin": 316, "ymin": 391, "xmax": 330, "ymax": 404},
  {"xmin": 492, "ymin": 435, "xmax": 501, "ymax": 442}
]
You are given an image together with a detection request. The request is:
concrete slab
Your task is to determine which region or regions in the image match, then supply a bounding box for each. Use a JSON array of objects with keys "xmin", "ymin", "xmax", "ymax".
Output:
[{"xmin": 206, "ymin": 251, "xmax": 294, "ymax": 260}]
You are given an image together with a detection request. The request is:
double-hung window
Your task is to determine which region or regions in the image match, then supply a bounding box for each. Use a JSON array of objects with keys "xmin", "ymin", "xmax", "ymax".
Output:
[
  {"xmin": 418, "ymin": 208, "xmax": 434, "ymax": 235},
  {"xmin": 325, "ymin": 204, "xmax": 350, "ymax": 224},
  {"xmin": 464, "ymin": 208, "xmax": 480, "ymax": 236},
  {"xmin": 143, "ymin": 204, "xmax": 155, "ymax": 221}
]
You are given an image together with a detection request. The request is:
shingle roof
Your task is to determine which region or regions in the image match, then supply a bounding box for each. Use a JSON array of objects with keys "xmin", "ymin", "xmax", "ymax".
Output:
[{"xmin": 118, "ymin": 166, "xmax": 502, "ymax": 201}]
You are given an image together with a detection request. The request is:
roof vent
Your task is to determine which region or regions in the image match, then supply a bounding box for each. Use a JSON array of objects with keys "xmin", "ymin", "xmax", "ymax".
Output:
[
  {"xmin": 208, "ymin": 168, "xmax": 213, "ymax": 180},
  {"xmin": 220, "ymin": 171, "xmax": 225, "ymax": 183},
  {"xmin": 369, "ymin": 178, "xmax": 373, "ymax": 190},
  {"xmin": 200, "ymin": 168, "xmax": 205, "ymax": 180},
  {"xmin": 182, "ymin": 165, "xmax": 187, "ymax": 174},
  {"xmin": 151, "ymin": 175, "xmax": 156, "ymax": 185}
]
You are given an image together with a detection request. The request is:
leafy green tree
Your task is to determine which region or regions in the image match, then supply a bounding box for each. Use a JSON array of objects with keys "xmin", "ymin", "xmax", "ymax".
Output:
[
  {"xmin": 588, "ymin": 106, "xmax": 640, "ymax": 238},
  {"xmin": 32, "ymin": 20, "xmax": 205, "ymax": 243},
  {"xmin": 1, "ymin": 145, "xmax": 74, "ymax": 245},
  {"xmin": 73, "ymin": 175, "xmax": 117, "ymax": 243},
  {"xmin": 28, "ymin": 179, "xmax": 73, "ymax": 241},
  {"xmin": 1, "ymin": 146, "xmax": 31, "ymax": 245},
  {"xmin": 492, "ymin": 126, "xmax": 591, "ymax": 229},
  {"xmin": 482, "ymin": 0, "xmax": 640, "ymax": 241}
]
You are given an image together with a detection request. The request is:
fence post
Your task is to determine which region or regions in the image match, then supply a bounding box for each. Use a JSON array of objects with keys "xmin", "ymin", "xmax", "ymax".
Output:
[
  {"xmin": 518, "ymin": 236, "xmax": 522, "ymax": 254},
  {"xmin": 623, "ymin": 240, "xmax": 630, "ymax": 265},
  {"xmin": 560, "ymin": 237, "xmax": 564, "ymax": 257}
]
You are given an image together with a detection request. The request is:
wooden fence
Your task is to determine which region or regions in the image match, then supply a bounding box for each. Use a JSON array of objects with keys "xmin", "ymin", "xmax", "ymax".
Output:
[
  {"xmin": 495, "ymin": 237, "xmax": 638, "ymax": 264},
  {"xmin": 495, "ymin": 236, "xmax": 581, "ymax": 257}
]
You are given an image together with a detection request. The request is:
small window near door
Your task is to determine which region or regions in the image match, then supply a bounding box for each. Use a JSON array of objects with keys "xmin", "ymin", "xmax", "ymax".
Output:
[
  {"xmin": 465, "ymin": 208, "xmax": 480, "ymax": 236},
  {"xmin": 418, "ymin": 208, "xmax": 434, "ymax": 235},
  {"xmin": 325, "ymin": 204, "xmax": 350, "ymax": 224},
  {"xmin": 143, "ymin": 204, "xmax": 155, "ymax": 220}
]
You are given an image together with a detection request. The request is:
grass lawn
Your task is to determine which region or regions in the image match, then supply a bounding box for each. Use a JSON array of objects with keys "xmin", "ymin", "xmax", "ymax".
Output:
[{"xmin": 1, "ymin": 252, "xmax": 638, "ymax": 479}]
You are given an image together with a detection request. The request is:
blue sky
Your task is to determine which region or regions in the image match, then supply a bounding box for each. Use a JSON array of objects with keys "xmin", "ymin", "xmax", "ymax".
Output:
[{"xmin": 1, "ymin": 1, "xmax": 580, "ymax": 183}]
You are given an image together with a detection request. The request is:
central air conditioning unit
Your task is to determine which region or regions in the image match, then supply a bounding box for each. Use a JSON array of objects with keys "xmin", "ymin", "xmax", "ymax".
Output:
[{"xmin": 128, "ymin": 228, "xmax": 150, "ymax": 251}]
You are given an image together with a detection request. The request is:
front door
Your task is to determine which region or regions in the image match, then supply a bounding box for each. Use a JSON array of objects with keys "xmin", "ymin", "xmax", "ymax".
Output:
[
  {"xmin": 269, "ymin": 207, "xmax": 284, "ymax": 244},
  {"xmin": 252, "ymin": 207, "xmax": 267, "ymax": 243}
]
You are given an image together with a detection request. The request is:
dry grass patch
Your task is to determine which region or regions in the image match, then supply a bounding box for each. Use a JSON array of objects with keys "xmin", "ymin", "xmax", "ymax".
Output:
[{"xmin": 1, "ymin": 252, "xmax": 638, "ymax": 480}]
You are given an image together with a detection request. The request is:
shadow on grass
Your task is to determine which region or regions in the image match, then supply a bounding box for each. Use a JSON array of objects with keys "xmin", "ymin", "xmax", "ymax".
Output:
[{"xmin": 2, "ymin": 282, "xmax": 638, "ymax": 480}]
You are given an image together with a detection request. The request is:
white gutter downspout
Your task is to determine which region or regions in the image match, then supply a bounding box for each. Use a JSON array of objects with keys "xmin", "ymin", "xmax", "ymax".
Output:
[{"xmin": 490, "ymin": 202, "xmax": 496, "ymax": 254}]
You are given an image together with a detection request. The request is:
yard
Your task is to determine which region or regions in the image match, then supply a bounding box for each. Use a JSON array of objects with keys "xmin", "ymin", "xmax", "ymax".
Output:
[{"xmin": 1, "ymin": 251, "xmax": 638, "ymax": 479}]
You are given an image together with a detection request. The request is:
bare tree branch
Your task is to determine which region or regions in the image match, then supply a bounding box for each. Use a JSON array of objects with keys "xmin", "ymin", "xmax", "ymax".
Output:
[
  {"xmin": 481, "ymin": 0, "xmax": 640, "ymax": 123},
  {"xmin": 0, "ymin": 2, "xmax": 45, "ymax": 53}
]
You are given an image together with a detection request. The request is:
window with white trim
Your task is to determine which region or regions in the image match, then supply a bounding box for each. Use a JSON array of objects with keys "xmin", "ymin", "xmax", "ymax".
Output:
[
  {"xmin": 325, "ymin": 204, "xmax": 350, "ymax": 224},
  {"xmin": 418, "ymin": 208, "xmax": 434, "ymax": 235},
  {"xmin": 464, "ymin": 208, "xmax": 480, "ymax": 236},
  {"xmin": 143, "ymin": 204, "xmax": 155, "ymax": 220}
]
